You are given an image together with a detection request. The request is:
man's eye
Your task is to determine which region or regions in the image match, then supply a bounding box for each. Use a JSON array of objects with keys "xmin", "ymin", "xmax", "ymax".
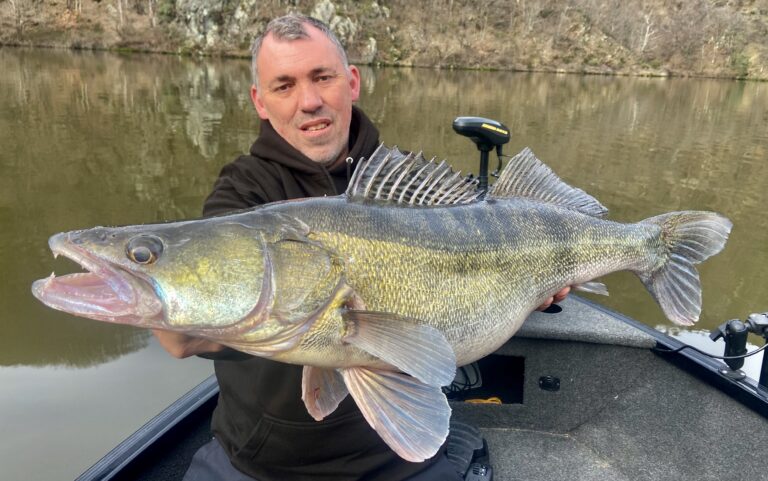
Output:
[
  {"xmin": 316, "ymin": 75, "xmax": 334, "ymax": 82},
  {"xmin": 274, "ymin": 84, "xmax": 292, "ymax": 92}
]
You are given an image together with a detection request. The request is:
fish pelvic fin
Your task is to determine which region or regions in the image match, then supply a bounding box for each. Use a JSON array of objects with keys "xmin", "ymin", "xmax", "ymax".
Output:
[
  {"xmin": 346, "ymin": 144, "xmax": 481, "ymax": 206},
  {"xmin": 639, "ymin": 211, "xmax": 732, "ymax": 326},
  {"xmin": 302, "ymin": 366, "xmax": 349, "ymax": 421},
  {"xmin": 342, "ymin": 310, "xmax": 457, "ymax": 387},
  {"xmin": 488, "ymin": 148, "xmax": 608, "ymax": 217},
  {"xmin": 341, "ymin": 367, "xmax": 450, "ymax": 462}
]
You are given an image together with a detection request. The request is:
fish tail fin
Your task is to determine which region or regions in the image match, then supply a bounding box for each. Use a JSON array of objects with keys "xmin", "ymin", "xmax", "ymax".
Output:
[{"xmin": 638, "ymin": 211, "xmax": 732, "ymax": 326}]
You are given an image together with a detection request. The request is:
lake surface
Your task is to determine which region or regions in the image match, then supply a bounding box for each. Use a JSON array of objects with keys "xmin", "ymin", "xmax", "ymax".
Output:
[{"xmin": 1, "ymin": 47, "xmax": 766, "ymax": 480}]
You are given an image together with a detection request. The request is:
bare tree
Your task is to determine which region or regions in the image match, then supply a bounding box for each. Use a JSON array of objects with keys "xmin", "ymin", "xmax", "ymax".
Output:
[
  {"xmin": 148, "ymin": 0, "xmax": 156, "ymax": 27},
  {"xmin": 116, "ymin": 0, "xmax": 125, "ymax": 27},
  {"xmin": 66, "ymin": 0, "xmax": 82, "ymax": 14},
  {"xmin": 8, "ymin": 0, "xmax": 27, "ymax": 33},
  {"xmin": 639, "ymin": 12, "xmax": 656, "ymax": 54}
]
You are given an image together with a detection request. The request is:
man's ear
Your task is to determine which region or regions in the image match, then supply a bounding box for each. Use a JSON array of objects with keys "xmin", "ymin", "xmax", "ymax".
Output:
[
  {"xmin": 348, "ymin": 65, "xmax": 361, "ymax": 102},
  {"xmin": 250, "ymin": 84, "xmax": 270, "ymax": 120}
]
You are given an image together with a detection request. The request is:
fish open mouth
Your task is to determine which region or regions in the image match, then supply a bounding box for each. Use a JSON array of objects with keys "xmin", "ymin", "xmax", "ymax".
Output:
[{"xmin": 31, "ymin": 233, "xmax": 164, "ymax": 325}]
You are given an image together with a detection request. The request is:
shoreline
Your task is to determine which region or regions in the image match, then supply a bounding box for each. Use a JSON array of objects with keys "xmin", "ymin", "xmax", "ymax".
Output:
[
  {"xmin": 2, "ymin": 0, "xmax": 766, "ymax": 82},
  {"xmin": 2, "ymin": 42, "xmax": 764, "ymax": 82}
]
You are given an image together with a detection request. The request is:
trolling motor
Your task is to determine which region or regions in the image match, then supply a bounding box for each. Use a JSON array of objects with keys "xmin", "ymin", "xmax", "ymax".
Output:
[
  {"xmin": 452, "ymin": 117, "xmax": 511, "ymax": 193},
  {"xmin": 710, "ymin": 312, "xmax": 768, "ymax": 394}
]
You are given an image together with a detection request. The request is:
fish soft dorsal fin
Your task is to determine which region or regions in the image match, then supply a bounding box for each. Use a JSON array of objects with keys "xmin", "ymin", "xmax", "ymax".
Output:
[
  {"xmin": 346, "ymin": 144, "xmax": 481, "ymax": 206},
  {"xmin": 488, "ymin": 148, "xmax": 608, "ymax": 217}
]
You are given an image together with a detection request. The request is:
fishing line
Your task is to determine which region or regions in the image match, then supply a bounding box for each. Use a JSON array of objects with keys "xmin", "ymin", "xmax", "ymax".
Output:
[{"xmin": 652, "ymin": 342, "xmax": 768, "ymax": 360}]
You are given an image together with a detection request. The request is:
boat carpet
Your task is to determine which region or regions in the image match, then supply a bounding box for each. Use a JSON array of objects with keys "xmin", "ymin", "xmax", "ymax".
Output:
[{"xmin": 480, "ymin": 427, "xmax": 631, "ymax": 481}]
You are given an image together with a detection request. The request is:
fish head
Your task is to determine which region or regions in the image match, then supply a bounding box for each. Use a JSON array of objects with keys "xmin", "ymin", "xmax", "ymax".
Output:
[{"xmin": 31, "ymin": 218, "xmax": 268, "ymax": 330}]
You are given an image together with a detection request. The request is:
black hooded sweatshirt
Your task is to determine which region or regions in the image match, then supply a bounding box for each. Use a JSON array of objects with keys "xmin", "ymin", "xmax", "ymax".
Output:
[{"xmin": 201, "ymin": 107, "xmax": 445, "ymax": 481}]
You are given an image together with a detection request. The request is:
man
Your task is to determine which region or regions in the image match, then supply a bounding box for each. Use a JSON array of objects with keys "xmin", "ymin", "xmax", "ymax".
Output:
[{"xmin": 154, "ymin": 13, "xmax": 569, "ymax": 481}]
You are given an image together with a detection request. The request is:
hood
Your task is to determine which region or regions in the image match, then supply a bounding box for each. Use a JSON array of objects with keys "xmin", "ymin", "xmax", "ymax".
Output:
[{"xmin": 251, "ymin": 106, "xmax": 380, "ymax": 177}]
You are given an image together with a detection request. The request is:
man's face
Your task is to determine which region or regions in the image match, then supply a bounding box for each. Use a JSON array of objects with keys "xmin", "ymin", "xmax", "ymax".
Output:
[{"xmin": 251, "ymin": 25, "xmax": 361, "ymax": 165}]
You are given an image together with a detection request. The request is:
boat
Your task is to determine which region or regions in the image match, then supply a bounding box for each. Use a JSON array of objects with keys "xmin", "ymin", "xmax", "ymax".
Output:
[
  {"xmin": 75, "ymin": 117, "xmax": 768, "ymax": 481},
  {"xmin": 73, "ymin": 295, "xmax": 768, "ymax": 481}
]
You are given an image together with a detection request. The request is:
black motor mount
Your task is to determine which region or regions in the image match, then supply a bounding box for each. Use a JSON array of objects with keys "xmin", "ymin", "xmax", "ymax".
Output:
[{"xmin": 711, "ymin": 312, "xmax": 768, "ymax": 392}]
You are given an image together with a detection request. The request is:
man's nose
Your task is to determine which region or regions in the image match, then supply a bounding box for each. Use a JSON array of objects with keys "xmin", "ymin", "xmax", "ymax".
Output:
[{"xmin": 298, "ymin": 83, "xmax": 323, "ymax": 112}]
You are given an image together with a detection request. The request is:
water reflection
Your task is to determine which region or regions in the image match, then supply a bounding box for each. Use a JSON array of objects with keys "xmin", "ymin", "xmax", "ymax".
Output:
[
  {"xmin": 0, "ymin": 49, "xmax": 257, "ymax": 367},
  {"xmin": 1, "ymin": 48, "xmax": 767, "ymax": 371},
  {"xmin": 0, "ymin": 337, "xmax": 211, "ymax": 481}
]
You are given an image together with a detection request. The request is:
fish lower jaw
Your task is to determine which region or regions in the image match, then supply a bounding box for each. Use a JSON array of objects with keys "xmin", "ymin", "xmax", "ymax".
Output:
[{"xmin": 31, "ymin": 272, "xmax": 163, "ymax": 325}]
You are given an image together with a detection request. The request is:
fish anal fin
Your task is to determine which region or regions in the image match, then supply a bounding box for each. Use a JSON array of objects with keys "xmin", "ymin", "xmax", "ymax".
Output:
[
  {"xmin": 342, "ymin": 310, "xmax": 456, "ymax": 387},
  {"xmin": 302, "ymin": 366, "xmax": 349, "ymax": 421},
  {"xmin": 488, "ymin": 148, "xmax": 608, "ymax": 217},
  {"xmin": 341, "ymin": 367, "xmax": 450, "ymax": 462}
]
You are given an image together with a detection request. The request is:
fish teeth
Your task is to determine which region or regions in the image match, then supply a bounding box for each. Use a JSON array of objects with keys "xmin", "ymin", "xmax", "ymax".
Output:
[{"xmin": 40, "ymin": 273, "xmax": 55, "ymax": 291}]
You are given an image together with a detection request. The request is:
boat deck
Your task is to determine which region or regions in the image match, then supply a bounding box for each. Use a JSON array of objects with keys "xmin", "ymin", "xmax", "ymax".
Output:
[
  {"xmin": 453, "ymin": 298, "xmax": 767, "ymax": 481},
  {"xmin": 80, "ymin": 297, "xmax": 768, "ymax": 481}
]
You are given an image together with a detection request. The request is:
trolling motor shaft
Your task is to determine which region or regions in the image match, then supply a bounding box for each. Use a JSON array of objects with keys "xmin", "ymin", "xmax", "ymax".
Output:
[{"xmin": 452, "ymin": 117, "xmax": 511, "ymax": 193}]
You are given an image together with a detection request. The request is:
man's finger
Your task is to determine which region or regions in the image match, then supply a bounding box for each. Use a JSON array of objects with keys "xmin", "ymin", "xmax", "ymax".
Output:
[
  {"xmin": 536, "ymin": 297, "xmax": 554, "ymax": 311},
  {"xmin": 552, "ymin": 286, "xmax": 571, "ymax": 303}
]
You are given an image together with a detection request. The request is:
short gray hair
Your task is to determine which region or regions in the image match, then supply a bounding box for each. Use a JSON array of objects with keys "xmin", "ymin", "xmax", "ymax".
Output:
[{"xmin": 251, "ymin": 14, "xmax": 349, "ymax": 87}]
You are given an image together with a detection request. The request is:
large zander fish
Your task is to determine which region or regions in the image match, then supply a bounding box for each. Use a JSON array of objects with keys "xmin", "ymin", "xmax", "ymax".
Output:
[{"xmin": 32, "ymin": 146, "xmax": 731, "ymax": 461}]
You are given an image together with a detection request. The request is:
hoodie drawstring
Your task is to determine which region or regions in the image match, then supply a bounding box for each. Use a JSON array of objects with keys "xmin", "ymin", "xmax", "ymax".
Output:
[{"xmin": 346, "ymin": 156, "xmax": 354, "ymax": 184}]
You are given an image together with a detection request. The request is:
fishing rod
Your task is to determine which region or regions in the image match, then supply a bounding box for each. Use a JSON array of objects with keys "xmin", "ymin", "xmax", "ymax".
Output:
[{"xmin": 452, "ymin": 116, "xmax": 511, "ymax": 194}]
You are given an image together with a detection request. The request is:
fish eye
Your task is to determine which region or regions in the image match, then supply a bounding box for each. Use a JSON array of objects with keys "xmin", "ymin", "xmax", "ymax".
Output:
[{"xmin": 126, "ymin": 235, "xmax": 164, "ymax": 265}]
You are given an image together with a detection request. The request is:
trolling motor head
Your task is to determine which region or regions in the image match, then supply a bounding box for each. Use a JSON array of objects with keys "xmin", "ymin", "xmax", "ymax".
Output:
[
  {"xmin": 452, "ymin": 117, "xmax": 511, "ymax": 151},
  {"xmin": 452, "ymin": 117, "xmax": 511, "ymax": 193}
]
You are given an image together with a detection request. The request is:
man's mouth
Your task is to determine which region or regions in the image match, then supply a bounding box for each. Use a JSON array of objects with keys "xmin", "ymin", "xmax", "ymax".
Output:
[{"xmin": 301, "ymin": 120, "xmax": 331, "ymax": 132}]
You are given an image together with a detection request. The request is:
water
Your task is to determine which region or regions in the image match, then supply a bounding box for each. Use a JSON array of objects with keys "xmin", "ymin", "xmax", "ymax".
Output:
[{"xmin": 1, "ymin": 48, "xmax": 766, "ymax": 480}]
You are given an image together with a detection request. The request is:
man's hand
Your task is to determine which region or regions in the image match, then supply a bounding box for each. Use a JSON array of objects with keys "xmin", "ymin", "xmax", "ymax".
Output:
[
  {"xmin": 152, "ymin": 329, "xmax": 226, "ymax": 358},
  {"xmin": 536, "ymin": 286, "xmax": 571, "ymax": 311}
]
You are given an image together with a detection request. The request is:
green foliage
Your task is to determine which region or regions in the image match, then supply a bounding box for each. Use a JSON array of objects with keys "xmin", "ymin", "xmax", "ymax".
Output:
[
  {"xmin": 731, "ymin": 53, "xmax": 750, "ymax": 78},
  {"xmin": 157, "ymin": 0, "xmax": 176, "ymax": 24}
]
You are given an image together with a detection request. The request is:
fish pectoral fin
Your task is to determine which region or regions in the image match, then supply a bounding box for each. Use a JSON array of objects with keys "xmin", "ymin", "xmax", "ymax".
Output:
[
  {"xmin": 574, "ymin": 281, "xmax": 609, "ymax": 296},
  {"xmin": 342, "ymin": 310, "xmax": 456, "ymax": 387},
  {"xmin": 301, "ymin": 366, "xmax": 349, "ymax": 421},
  {"xmin": 341, "ymin": 367, "xmax": 450, "ymax": 462}
]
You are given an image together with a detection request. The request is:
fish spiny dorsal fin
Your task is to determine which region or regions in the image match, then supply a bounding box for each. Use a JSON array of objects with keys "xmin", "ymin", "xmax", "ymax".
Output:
[
  {"xmin": 488, "ymin": 148, "xmax": 608, "ymax": 217},
  {"xmin": 346, "ymin": 144, "xmax": 481, "ymax": 206}
]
